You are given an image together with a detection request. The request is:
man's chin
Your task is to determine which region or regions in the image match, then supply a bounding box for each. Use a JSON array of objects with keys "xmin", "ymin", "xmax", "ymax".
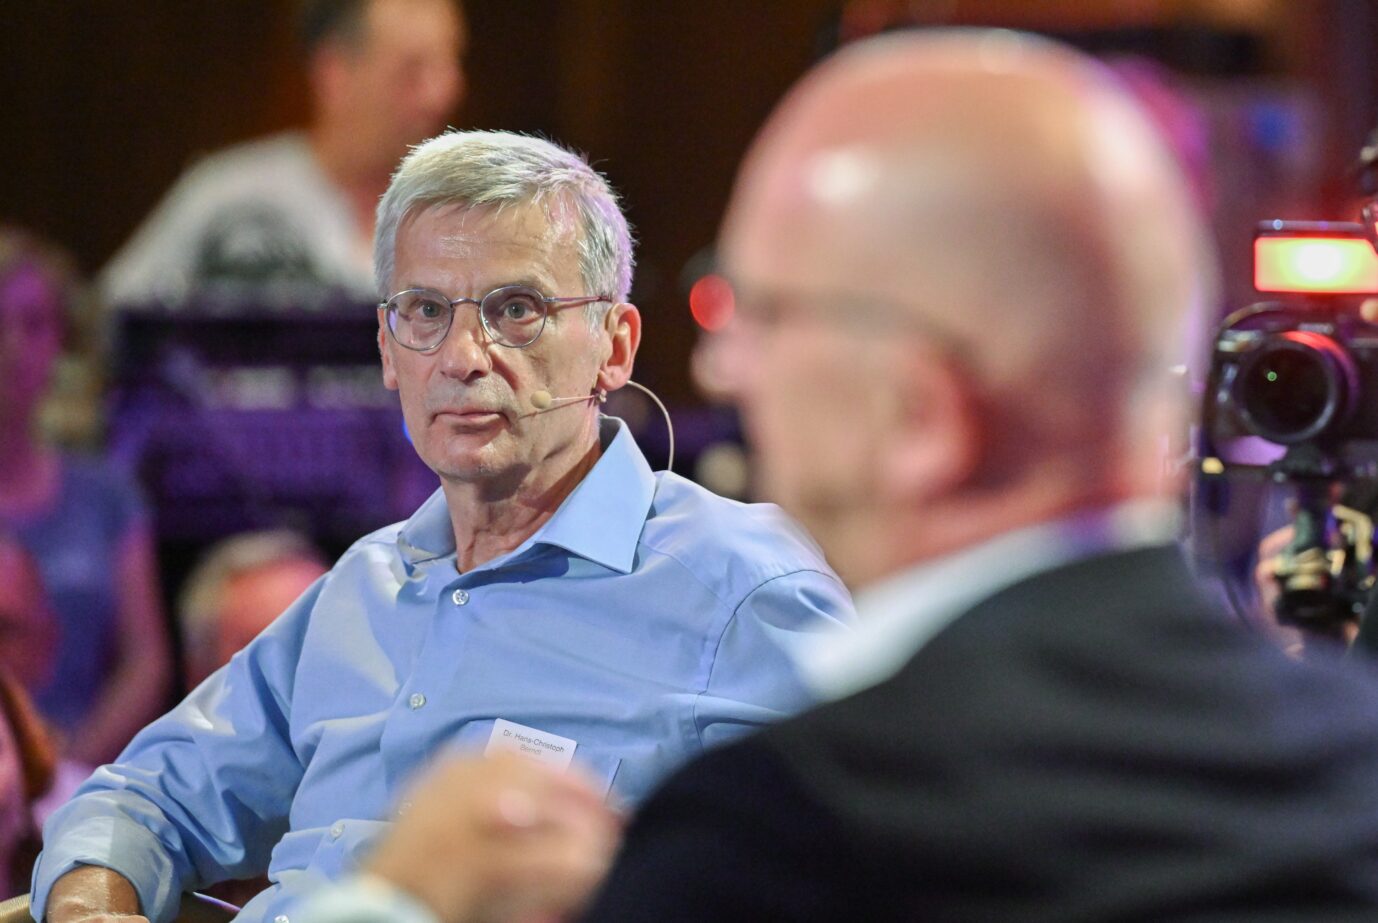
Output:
[{"xmin": 426, "ymin": 447, "xmax": 526, "ymax": 489}]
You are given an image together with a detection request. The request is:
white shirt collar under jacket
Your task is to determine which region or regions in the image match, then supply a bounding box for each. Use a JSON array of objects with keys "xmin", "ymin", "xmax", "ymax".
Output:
[{"xmin": 800, "ymin": 500, "xmax": 1181, "ymax": 703}]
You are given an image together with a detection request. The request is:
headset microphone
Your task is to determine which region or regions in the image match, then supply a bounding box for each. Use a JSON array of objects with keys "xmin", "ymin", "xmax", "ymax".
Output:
[
  {"xmin": 527, "ymin": 381, "xmax": 676, "ymax": 470},
  {"xmin": 529, "ymin": 389, "xmax": 605, "ymax": 411}
]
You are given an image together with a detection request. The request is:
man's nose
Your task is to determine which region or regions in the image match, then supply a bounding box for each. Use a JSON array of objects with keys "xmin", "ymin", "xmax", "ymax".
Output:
[{"xmin": 435, "ymin": 311, "xmax": 492, "ymax": 381}]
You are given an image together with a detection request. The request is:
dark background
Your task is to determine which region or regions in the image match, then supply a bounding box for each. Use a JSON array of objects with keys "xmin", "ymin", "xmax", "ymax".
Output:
[{"xmin": 4, "ymin": 0, "xmax": 1378, "ymax": 405}]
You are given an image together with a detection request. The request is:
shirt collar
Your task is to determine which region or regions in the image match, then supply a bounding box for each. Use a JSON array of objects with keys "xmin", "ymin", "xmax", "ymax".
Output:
[
  {"xmin": 396, "ymin": 416, "xmax": 656, "ymax": 576},
  {"xmin": 800, "ymin": 499, "xmax": 1181, "ymax": 702}
]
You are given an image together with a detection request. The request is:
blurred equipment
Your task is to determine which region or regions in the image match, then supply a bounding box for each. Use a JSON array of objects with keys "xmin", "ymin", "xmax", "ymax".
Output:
[
  {"xmin": 107, "ymin": 301, "xmax": 437, "ymax": 546},
  {"xmin": 1200, "ymin": 221, "xmax": 1378, "ymax": 632}
]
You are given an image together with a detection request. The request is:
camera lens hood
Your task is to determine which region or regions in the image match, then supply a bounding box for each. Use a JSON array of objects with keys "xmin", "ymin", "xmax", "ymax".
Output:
[{"xmin": 1235, "ymin": 329, "xmax": 1358, "ymax": 444}]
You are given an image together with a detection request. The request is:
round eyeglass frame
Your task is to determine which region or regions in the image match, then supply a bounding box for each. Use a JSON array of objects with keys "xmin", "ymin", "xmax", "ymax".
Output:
[{"xmin": 380, "ymin": 284, "xmax": 612, "ymax": 351}]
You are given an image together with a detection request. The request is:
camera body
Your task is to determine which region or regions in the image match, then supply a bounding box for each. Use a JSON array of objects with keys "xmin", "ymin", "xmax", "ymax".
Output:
[
  {"xmin": 1205, "ymin": 221, "xmax": 1378, "ymax": 478},
  {"xmin": 1200, "ymin": 220, "xmax": 1378, "ymax": 629},
  {"xmin": 1210, "ymin": 310, "xmax": 1378, "ymax": 463}
]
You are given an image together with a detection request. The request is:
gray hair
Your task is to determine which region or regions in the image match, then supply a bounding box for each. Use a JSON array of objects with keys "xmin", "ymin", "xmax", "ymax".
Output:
[
  {"xmin": 178, "ymin": 530, "xmax": 325, "ymax": 666},
  {"xmin": 375, "ymin": 130, "xmax": 635, "ymax": 317}
]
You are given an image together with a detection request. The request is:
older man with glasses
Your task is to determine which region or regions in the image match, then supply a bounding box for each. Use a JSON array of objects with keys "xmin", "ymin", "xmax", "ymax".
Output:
[{"xmin": 31, "ymin": 131, "xmax": 853, "ymax": 923}]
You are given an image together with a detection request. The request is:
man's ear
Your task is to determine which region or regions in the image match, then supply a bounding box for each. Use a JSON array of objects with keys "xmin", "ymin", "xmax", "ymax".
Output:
[
  {"xmin": 378, "ymin": 310, "xmax": 399, "ymax": 392},
  {"xmin": 595, "ymin": 302, "xmax": 641, "ymax": 393},
  {"xmin": 878, "ymin": 350, "xmax": 982, "ymax": 505}
]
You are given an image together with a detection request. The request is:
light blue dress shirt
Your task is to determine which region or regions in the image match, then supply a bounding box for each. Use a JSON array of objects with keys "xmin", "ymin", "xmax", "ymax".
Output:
[{"xmin": 33, "ymin": 418, "xmax": 853, "ymax": 923}]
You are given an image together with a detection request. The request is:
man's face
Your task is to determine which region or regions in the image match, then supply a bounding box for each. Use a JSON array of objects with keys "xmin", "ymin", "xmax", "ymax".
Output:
[
  {"xmin": 381, "ymin": 201, "xmax": 607, "ymax": 486},
  {"xmin": 337, "ymin": 0, "xmax": 465, "ymax": 164},
  {"xmin": 718, "ymin": 151, "xmax": 905, "ymax": 543}
]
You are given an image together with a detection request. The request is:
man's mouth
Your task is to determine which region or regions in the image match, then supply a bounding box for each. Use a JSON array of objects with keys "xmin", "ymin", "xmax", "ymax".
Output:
[{"xmin": 433, "ymin": 408, "xmax": 508, "ymax": 427}]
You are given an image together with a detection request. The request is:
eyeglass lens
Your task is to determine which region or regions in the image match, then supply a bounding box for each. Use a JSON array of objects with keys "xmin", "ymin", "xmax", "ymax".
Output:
[{"xmin": 388, "ymin": 286, "xmax": 547, "ymax": 349}]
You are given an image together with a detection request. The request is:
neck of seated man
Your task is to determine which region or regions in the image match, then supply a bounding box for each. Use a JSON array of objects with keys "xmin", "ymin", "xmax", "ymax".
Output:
[{"xmin": 442, "ymin": 429, "xmax": 604, "ymax": 573}]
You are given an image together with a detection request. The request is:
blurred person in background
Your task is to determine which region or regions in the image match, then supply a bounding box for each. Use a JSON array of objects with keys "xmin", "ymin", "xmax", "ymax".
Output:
[
  {"xmin": 178, "ymin": 530, "xmax": 328, "ymax": 689},
  {"xmin": 100, "ymin": 0, "xmax": 467, "ymax": 306},
  {"xmin": 174, "ymin": 531, "xmax": 328, "ymax": 910},
  {"xmin": 0, "ymin": 533, "xmax": 59, "ymax": 696},
  {"xmin": 0, "ymin": 228, "xmax": 171, "ymax": 766},
  {"xmin": 0, "ymin": 534, "xmax": 92, "ymax": 832},
  {"xmin": 0, "ymin": 667, "xmax": 56, "ymax": 899}
]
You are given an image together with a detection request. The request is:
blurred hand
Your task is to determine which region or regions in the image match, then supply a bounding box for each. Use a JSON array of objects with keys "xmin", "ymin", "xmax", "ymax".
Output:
[
  {"xmin": 365, "ymin": 752, "xmax": 622, "ymax": 923},
  {"xmin": 1253, "ymin": 525, "xmax": 1358, "ymax": 656},
  {"xmin": 1253, "ymin": 525, "xmax": 1293, "ymax": 638}
]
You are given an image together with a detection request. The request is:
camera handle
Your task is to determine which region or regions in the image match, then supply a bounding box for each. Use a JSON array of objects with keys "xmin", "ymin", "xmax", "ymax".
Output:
[{"xmin": 1274, "ymin": 480, "xmax": 1373, "ymax": 634}]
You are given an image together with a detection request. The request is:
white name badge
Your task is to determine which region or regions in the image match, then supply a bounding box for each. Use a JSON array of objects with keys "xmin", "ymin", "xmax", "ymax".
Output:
[{"xmin": 484, "ymin": 719, "xmax": 578, "ymax": 771}]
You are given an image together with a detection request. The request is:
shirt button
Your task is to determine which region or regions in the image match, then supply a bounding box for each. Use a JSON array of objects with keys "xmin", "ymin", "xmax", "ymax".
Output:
[
  {"xmin": 330, "ymin": 821, "xmax": 344, "ymax": 838},
  {"xmin": 452, "ymin": 588, "xmax": 469, "ymax": 605},
  {"xmin": 409, "ymin": 692, "xmax": 427, "ymax": 710},
  {"xmin": 275, "ymin": 916, "xmax": 290, "ymax": 923}
]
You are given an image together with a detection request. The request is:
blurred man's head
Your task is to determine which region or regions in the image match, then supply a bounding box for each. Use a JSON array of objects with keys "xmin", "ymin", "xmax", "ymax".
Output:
[
  {"xmin": 179, "ymin": 531, "xmax": 328, "ymax": 687},
  {"xmin": 718, "ymin": 30, "xmax": 1216, "ymax": 587},
  {"xmin": 302, "ymin": 0, "xmax": 466, "ymax": 174}
]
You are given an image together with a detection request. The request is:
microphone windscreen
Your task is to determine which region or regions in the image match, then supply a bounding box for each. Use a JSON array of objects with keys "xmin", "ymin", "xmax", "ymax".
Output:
[{"xmin": 530, "ymin": 390, "xmax": 554, "ymax": 410}]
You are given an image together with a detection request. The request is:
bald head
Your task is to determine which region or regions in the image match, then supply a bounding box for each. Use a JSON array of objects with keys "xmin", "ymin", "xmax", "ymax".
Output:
[
  {"xmin": 727, "ymin": 30, "xmax": 1210, "ymax": 402},
  {"xmin": 720, "ymin": 30, "xmax": 1216, "ymax": 582}
]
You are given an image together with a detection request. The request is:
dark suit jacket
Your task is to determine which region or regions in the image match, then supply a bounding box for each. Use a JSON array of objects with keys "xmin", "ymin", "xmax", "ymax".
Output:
[{"xmin": 582, "ymin": 545, "xmax": 1378, "ymax": 921}]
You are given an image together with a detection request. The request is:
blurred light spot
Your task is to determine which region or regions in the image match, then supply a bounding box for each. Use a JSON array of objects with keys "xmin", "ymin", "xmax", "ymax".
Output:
[
  {"xmin": 1255, "ymin": 236, "xmax": 1378, "ymax": 294},
  {"xmin": 806, "ymin": 148, "xmax": 878, "ymax": 206},
  {"xmin": 690, "ymin": 274, "xmax": 735, "ymax": 331},
  {"xmin": 695, "ymin": 441, "xmax": 750, "ymax": 500}
]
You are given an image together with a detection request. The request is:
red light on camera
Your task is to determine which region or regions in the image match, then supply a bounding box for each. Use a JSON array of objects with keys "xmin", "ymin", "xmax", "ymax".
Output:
[{"xmin": 1254, "ymin": 235, "xmax": 1378, "ymax": 294}]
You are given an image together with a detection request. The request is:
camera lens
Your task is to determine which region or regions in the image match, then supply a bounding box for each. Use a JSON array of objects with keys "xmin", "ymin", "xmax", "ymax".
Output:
[{"xmin": 1235, "ymin": 331, "xmax": 1356, "ymax": 444}]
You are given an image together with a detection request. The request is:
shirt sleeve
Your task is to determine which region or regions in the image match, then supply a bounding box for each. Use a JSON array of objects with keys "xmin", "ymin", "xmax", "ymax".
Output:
[
  {"xmin": 30, "ymin": 577, "xmax": 325, "ymax": 923},
  {"xmin": 693, "ymin": 569, "xmax": 854, "ymax": 751}
]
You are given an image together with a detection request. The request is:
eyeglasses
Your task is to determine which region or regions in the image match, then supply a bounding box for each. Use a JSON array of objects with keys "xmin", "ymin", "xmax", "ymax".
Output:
[
  {"xmin": 380, "ymin": 285, "xmax": 611, "ymax": 351},
  {"xmin": 724, "ymin": 279, "xmax": 967, "ymax": 359}
]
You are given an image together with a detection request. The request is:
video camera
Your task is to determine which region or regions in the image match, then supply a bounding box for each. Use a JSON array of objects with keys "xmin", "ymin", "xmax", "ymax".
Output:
[{"xmin": 1201, "ymin": 218, "xmax": 1378, "ymax": 631}]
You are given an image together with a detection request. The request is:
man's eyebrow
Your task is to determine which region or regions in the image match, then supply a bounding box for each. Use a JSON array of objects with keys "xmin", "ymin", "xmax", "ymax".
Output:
[{"xmin": 495, "ymin": 275, "xmax": 559, "ymax": 293}]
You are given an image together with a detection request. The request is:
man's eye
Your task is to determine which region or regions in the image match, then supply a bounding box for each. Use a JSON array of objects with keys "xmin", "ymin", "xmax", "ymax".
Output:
[
  {"xmin": 501, "ymin": 298, "xmax": 537, "ymax": 321},
  {"xmin": 416, "ymin": 299, "xmax": 446, "ymax": 320}
]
